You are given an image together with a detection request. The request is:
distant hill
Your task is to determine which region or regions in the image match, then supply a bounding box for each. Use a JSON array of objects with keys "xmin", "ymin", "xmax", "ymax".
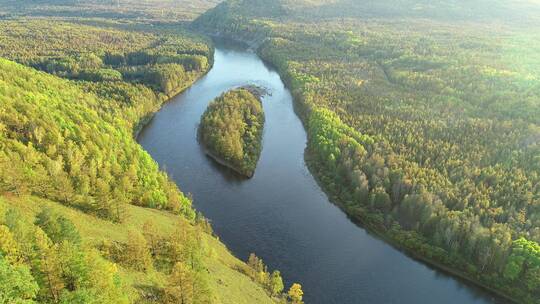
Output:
[
  {"xmin": 196, "ymin": 0, "xmax": 540, "ymax": 25},
  {"xmin": 0, "ymin": 0, "xmax": 222, "ymax": 21},
  {"xmin": 279, "ymin": 0, "xmax": 540, "ymax": 22}
]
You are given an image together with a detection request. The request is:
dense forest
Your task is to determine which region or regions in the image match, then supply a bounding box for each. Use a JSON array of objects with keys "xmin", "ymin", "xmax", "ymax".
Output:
[
  {"xmin": 195, "ymin": 0, "xmax": 540, "ymax": 302},
  {"xmin": 199, "ymin": 88, "xmax": 265, "ymax": 177},
  {"xmin": 0, "ymin": 0, "xmax": 221, "ymax": 21},
  {"xmin": 0, "ymin": 19, "xmax": 214, "ymax": 134},
  {"xmin": 0, "ymin": 17, "xmax": 303, "ymax": 303},
  {"xmin": 0, "ymin": 20, "xmax": 211, "ymax": 93},
  {"xmin": 0, "ymin": 51, "xmax": 213, "ymax": 303},
  {"xmin": 0, "ymin": 19, "xmax": 213, "ymax": 220}
]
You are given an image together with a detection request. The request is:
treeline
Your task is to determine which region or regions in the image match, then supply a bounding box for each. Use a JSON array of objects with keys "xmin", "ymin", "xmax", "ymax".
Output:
[
  {"xmin": 195, "ymin": 1, "xmax": 540, "ymax": 302},
  {"xmin": 199, "ymin": 88, "xmax": 265, "ymax": 177},
  {"xmin": 0, "ymin": 20, "xmax": 210, "ymax": 96}
]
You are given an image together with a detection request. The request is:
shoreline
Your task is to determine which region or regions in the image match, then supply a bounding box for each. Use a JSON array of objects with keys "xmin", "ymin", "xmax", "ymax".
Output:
[
  {"xmin": 304, "ymin": 151, "xmax": 518, "ymax": 304},
  {"xmin": 199, "ymin": 141, "xmax": 254, "ymax": 178},
  {"xmin": 134, "ymin": 31, "xmax": 522, "ymax": 303},
  {"xmin": 133, "ymin": 62, "xmax": 214, "ymax": 139}
]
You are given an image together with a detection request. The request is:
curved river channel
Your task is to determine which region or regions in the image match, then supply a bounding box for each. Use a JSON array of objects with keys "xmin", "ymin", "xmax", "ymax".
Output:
[{"xmin": 138, "ymin": 42, "xmax": 503, "ymax": 304}]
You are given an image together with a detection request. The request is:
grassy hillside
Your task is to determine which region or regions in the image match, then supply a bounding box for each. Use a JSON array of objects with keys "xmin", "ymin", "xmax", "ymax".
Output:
[
  {"xmin": 0, "ymin": 55, "xmax": 192, "ymax": 302},
  {"xmin": 195, "ymin": 1, "xmax": 540, "ymax": 302},
  {"xmin": 0, "ymin": 19, "xmax": 287, "ymax": 303},
  {"xmin": 0, "ymin": 194, "xmax": 275, "ymax": 304}
]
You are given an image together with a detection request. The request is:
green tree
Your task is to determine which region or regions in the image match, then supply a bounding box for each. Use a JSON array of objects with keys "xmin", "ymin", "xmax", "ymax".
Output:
[
  {"xmin": 164, "ymin": 262, "xmax": 194, "ymax": 304},
  {"xmin": 142, "ymin": 220, "xmax": 160, "ymax": 258},
  {"xmin": 0, "ymin": 256, "xmax": 38, "ymax": 304},
  {"xmin": 32, "ymin": 228, "xmax": 64, "ymax": 302},
  {"xmin": 35, "ymin": 209, "xmax": 81, "ymax": 245},
  {"xmin": 287, "ymin": 283, "xmax": 304, "ymax": 304},
  {"xmin": 0, "ymin": 225, "xmax": 22, "ymax": 265},
  {"xmin": 57, "ymin": 241, "xmax": 89, "ymax": 293},
  {"xmin": 123, "ymin": 230, "xmax": 153, "ymax": 272},
  {"xmin": 269, "ymin": 270, "xmax": 284, "ymax": 296}
]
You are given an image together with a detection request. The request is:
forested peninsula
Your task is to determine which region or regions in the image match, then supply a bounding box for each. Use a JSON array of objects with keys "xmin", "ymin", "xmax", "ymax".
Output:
[{"xmin": 199, "ymin": 88, "xmax": 265, "ymax": 177}]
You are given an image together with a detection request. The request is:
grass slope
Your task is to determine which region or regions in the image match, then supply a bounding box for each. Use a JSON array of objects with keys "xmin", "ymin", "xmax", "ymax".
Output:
[{"xmin": 0, "ymin": 195, "xmax": 274, "ymax": 304}]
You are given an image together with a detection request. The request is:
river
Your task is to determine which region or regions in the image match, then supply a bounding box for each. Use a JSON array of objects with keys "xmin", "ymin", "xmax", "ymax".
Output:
[{"xmin": 137, "ymin": 42, "xmax": 503, "ymax": 304}]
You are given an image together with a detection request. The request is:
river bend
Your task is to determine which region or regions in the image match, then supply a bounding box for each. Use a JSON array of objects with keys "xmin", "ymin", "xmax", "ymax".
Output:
[{"xmin": 138, "ymin": 42, "xmax": 501, "ymax": 304}]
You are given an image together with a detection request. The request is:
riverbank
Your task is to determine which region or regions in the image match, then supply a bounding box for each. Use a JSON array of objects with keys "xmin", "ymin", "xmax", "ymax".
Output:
[
  {"xmin": 133, "ymin": 58, "xmax": 215, "ymax": 139},
  {"xmin": 194, "ymin": 31, "xmax": 520, "ymax": 304},
  {"xmin": 304, "ymin": 151, "xmax": 519, "ymax": 304},
  {"xmin": 129, "ymin": 40, "xmax": 284, "ymax": 303},
  {"xmin": 288, "ymin": 53, "xmax": 522, "ymax": 304},
  {"xmin": 133, "ymin": 78, "xmax": 201, "ymax": 138},
  {"xmin": 281, "ymin": 56, "xmax": 520, "ymax": 304},
  {"xmin": 200, "ymin": 143, "xmax": 253, "ymax": 178}
]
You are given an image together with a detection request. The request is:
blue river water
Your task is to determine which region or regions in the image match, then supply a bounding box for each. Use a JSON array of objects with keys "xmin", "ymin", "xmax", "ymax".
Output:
[{"xmin": 138, "ymin": 43, "xmax": 503, "ymax": 304}]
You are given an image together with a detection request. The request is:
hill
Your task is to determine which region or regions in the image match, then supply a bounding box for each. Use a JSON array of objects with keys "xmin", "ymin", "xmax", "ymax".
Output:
[
  {"xmin": 0, "ymin": 193, "xmax": 276, "ymax": 304},
  {"xmin": 0, "ymin": 20, "xmax": 283, "ymax": 302}
]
